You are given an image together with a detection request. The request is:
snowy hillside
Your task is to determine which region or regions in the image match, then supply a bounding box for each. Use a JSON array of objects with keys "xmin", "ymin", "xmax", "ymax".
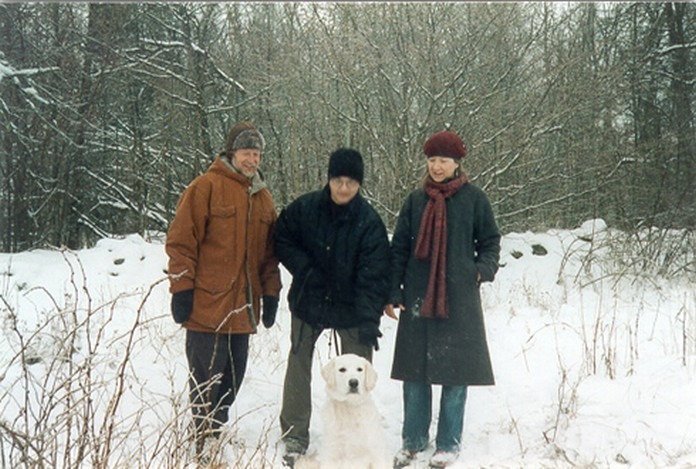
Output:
[{"xmin": 1, "ymin": 219, "xmax": 694, "ymax": 468}]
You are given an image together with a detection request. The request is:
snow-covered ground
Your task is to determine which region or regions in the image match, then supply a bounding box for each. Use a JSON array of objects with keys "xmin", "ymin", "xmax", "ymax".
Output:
[{"xmin": 1, "ymin": 219, "xmax": 694, "ymax": 468}]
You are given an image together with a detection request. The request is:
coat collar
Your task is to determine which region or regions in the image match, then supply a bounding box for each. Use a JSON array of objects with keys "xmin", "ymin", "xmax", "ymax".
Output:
[{"xmin": 320, "ymin": 184, "xmax": 362, "ymax": 221}]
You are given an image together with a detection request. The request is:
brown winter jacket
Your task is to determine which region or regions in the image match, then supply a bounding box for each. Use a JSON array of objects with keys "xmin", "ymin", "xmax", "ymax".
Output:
[{"xmin": 165, "ymin": 156, "xmax": 282, "ymax": 334}]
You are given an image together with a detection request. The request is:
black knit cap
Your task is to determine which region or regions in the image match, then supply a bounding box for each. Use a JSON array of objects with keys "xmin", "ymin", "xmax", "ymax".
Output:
[{"xmin": 328, "ymin": 148, "xmax": 364, "ymax": 184}]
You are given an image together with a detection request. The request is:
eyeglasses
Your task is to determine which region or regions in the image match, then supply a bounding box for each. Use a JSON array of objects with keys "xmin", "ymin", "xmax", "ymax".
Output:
[{"xmin": 329, "ymin": 177, "xmax": 360, "ymax": 189}]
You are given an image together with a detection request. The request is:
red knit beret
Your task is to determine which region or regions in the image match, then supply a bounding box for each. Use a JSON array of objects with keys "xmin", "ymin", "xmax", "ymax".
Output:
[{"xmin": 423, "ymin": 130, "xmax": 467, "ymax": 159}]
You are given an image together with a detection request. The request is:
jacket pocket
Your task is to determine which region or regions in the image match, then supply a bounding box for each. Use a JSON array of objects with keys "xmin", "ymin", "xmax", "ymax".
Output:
[
  {"xmin": 251, "ymin": 211, "xmax": 274, "ymax": 257},
  {"xmin": 198, "ymin": 205, "xmax": 238, "ymax": 292},
  {"xmin": 207, "ymin": 204, "xmax": 237, "ymax": 240},
  {"xmin": 210, "ymin": 205, "xmax": 236, "ymax": 217}
]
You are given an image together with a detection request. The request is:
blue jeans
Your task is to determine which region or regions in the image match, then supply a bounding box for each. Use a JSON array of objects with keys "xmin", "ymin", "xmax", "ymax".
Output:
[{"xmin": 402, "ymin": 382, "xmax": 468, "ymax": 453}]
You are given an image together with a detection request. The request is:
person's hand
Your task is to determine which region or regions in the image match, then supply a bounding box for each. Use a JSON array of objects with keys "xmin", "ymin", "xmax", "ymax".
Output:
[
  {"xmin": 384, "ymin": 304, "xmax": 404, "ymax": 320},
  {"xmin": 171, "ymin": 289, "xmax": 194, "ymax": 324},
  {"xmin": 262, "ymin": 296, "xmax": 279, "ymax": 328},
  {"xmin": 358, "ymin": 322, "xmax": 383, "ymax": 351}
]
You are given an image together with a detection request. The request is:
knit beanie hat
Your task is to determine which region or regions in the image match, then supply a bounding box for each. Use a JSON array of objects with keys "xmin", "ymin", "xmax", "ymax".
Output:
[
  {"xmin": 423, "ymin": 130, "xmax": 467, "ymax": 159},
  {"xmin": 225, "ymin": 121, "xmax": 265, "ymax": 154},
  {"xmin": 328, "ymin": 148, "xmax": 364, "ymax": 184}
]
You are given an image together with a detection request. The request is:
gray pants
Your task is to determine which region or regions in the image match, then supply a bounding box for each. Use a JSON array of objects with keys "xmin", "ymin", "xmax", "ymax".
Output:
[{"xmin": 279, "ymin": 314, "xmax": 373, "ymax": 451}]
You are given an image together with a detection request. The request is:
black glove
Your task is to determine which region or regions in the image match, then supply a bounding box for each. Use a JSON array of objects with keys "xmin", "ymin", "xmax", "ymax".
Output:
[
  {"xmin": 358, "ymin": 322, "xmax": 383, "ymax": 351},
  {"xmin": 171, "ymin": 289, "xmax": 194, "ymax": 324},
  {"xmin": 262, "ymin": 296, "xmax": 279, "ymax": 328}
]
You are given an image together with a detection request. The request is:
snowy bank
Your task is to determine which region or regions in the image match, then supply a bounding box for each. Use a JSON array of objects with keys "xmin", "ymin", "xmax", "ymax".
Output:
[{"xmin": 0, "ymin": 222, "xmax": 694, "ymax": 468}]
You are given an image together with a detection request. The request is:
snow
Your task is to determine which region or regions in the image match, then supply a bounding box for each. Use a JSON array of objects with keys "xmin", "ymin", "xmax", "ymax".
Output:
[{"xmin": 1, "ymin": 223, "xmax": 694, "ymax": 468}]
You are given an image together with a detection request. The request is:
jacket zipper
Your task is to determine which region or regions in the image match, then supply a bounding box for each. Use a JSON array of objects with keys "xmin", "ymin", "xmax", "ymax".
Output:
[{"xmin": 245, "ymin": 186, "xmax": 257, "ymax": 331}]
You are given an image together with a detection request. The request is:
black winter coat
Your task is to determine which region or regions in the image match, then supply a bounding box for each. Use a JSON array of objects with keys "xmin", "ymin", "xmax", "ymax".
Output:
[
  {"xmin": 390, "ymin": 182, "xmax": 501, "ymax": 386},
  {"xmin": 275, "ymin": 186, "xmax": 390, "ymax": 329}
]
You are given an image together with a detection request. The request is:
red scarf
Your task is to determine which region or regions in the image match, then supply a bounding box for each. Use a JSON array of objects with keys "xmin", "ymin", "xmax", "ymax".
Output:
[{"xmin": 414, "ymin": 175, "xmax": 467, "ymax": 318}]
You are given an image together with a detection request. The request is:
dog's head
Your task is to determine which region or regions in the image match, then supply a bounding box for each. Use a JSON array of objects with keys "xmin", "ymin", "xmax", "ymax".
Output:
[{"xmin": 321, "ymin": 353, "xmax": 378, "ymax": 403}]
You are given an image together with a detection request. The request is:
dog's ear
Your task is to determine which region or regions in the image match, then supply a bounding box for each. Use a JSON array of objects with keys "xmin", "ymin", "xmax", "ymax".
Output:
[
  {"xmin": 321, "ymin": 359, "xmax": 337, "ymax": 390},
  {"xmin": 364, "ymin": 359, "xmax": 378, "ymax": 391}
]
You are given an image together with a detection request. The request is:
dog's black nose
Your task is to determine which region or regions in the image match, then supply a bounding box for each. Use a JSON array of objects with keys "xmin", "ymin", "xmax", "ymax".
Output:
[{"xmin": 349, "ymin": 379, "xmax": 359, "ymax": 390}]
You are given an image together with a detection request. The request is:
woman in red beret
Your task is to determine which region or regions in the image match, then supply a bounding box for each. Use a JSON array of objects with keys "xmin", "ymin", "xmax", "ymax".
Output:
[{"xmin": 386, "ymin": 130, "xmax": 501, "ymax": 468}]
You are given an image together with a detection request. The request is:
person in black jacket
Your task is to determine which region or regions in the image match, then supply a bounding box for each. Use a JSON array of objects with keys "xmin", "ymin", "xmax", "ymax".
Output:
[{"xmin": 275, "ymin": 148, "xmax": 390, "ymax": 467}]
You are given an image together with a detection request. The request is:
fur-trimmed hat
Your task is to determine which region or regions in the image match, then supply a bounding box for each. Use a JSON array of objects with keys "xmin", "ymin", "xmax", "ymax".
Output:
[
  {"xmin": 423, "ymin": 130, "xmax": 467, "ymax": 159},
  {"xmin": 225, "ymin": 121, "xmax": 265, "ymax": 154},
  {"xmin": 328, "ymin": 148, "xmax": 364, "ymax": 184}
]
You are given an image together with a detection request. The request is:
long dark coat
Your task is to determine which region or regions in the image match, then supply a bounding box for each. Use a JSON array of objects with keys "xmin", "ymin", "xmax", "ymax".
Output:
[
  {"xmin": 389, "ymin": 182, "xmax": 501, "ymax": 386},
  {"xmin": 275, "ymin": 186, "xmax": 390, "ymax": 330}
]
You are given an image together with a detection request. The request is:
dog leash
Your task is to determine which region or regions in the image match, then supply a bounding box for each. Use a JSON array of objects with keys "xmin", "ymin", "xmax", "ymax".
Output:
[{"xmin": 328, "ymin": 328, "xmax": 341, "ymax": 358}]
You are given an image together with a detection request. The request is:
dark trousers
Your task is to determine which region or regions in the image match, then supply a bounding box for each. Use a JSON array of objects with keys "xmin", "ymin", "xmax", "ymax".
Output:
[
  {"xmin": 279, "ymin": 314, "xmax": 373, "ymax": 452},
  {"xmin": 185, "ymin": 330, "xmax": 249, "ymax": 442}
]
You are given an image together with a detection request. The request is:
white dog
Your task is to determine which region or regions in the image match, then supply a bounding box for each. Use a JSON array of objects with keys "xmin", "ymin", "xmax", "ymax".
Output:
[{"xmin": 295, "ymin": 353, "xmax": 391, "ymax": 469}]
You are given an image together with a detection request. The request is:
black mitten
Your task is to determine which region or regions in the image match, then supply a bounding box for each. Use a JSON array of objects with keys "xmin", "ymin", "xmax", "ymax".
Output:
[
  {"xmin": 358, "ymin": 322, "xmax": 383, "ymax": 351},
  {"xmin": 262, "ymin": 296, "xmax": 279, "ymax": 328},
  {"xmin": 171, "ymin": 289, "xmax": 194, "ymax": 324}
]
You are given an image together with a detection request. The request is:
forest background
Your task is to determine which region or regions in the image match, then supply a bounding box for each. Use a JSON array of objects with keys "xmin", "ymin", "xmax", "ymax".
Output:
[{"xmin": 1, "ymin": 2, "xmax": 694, "ymax": 254}]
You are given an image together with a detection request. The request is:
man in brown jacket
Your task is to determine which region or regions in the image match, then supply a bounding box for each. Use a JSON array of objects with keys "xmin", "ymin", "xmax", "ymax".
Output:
[{"xmin": 165, "ymin": 121, "xmax": 281, "ymax": 460}]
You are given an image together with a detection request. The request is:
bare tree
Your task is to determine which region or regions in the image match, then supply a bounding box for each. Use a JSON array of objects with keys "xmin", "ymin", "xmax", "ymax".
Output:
[{"xmin": 1, "ymin": 2, "xmax": 693, "ymax": 252}]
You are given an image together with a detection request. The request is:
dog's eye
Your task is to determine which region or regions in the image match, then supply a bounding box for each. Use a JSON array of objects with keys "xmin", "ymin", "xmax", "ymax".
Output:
[
  {"xmin": 339, "ymin": 367, "xmax": 347, "ymax": 373},
  {"xmin": 357, "ymin": 367, "xmax": 363, "ymax": 372}
]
